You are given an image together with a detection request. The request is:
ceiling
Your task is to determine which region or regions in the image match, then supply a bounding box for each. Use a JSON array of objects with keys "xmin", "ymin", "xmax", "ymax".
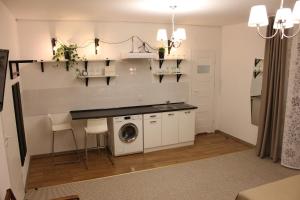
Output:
[{"xmin": 2, "ymin": 0, "xmax": 296, "ymax": 26}]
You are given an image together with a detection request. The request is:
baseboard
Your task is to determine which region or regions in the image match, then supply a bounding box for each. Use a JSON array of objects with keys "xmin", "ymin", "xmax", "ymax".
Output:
[
  {"xmin": 31, "ymin": 149, "xmax": 85, "ymax": 159},
  {"xmin": 144, "ymin": 141, "xmax": 194, "ymax": 153},
  {"xmin": 214, "ymin": 130, "xmax": 255, "ymax": 148}
]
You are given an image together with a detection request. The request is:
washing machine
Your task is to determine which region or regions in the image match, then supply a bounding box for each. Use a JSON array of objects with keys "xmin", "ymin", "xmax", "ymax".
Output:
[{"xmin": 108, "ymin": 115, "xmax": 144, "ymax": 156}]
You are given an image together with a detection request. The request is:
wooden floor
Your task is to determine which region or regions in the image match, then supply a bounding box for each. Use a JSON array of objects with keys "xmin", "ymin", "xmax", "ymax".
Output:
[{"xmin": 26, "ymin": 133, "xmax": 252, "ymax": 190}]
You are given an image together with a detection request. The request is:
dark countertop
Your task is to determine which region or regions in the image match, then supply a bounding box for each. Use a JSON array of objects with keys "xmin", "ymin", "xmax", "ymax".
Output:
[{"xmin": 70, "ymin": 102, "xmax": 197, "ymax": 120}]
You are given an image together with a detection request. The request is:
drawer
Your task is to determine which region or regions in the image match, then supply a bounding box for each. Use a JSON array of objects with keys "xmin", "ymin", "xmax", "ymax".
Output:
[{"xmin": 143, "ymin": 113, "xmax": 161, "ymax": 120}]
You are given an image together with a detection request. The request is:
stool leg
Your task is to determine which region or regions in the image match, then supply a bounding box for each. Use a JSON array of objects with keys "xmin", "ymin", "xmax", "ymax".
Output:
[
  {"xmin": 105, "ymin": 133, "xmax": 114, "ymax": 165},
  {"xmin": 96, "ymin": 134, "xmax": 101, "ymax": 154},
  {"xmin": 71, "ymin": 129, "xmax": 80, "ymax": 162},
  {"xmin": 84, "ymin": 132, "xmax": 88, "ymax": 162},
  {"xmin": 52, "ymin": 131, "xmax": 55, "ymax": 165}
]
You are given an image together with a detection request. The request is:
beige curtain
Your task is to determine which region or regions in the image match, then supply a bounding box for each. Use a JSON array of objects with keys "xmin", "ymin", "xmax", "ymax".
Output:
[
  {"xmin": 256, "ymin": 17, "xmax": 288, "ymax": 162},
  {"xmin": 281, "ymin": 33, "xmax": 300, "ymax": 169}
]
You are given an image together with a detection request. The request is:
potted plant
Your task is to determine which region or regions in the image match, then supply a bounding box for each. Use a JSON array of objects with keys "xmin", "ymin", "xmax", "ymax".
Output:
[
  {"xmin": 53, "ymin": 44, "xmax": 82, "ymax": 68},
  {"xmin": 158, "ymin": 47, "xmax": 165, "ymax": 60}
]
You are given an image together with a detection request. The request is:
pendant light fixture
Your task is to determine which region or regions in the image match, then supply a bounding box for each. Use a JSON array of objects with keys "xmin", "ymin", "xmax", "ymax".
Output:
[
  {"xmin": 248, "ymin": 0, "xmax": 300, "ymax": 39},
  {"xmin": 156, "ymin": 5, "xmax": 186, "ymax": 54}
]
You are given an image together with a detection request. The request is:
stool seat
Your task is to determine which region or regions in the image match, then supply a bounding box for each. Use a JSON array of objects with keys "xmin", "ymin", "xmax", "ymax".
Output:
[
  {"xmin": 52, "ymin": 123, "xmax": 72, "ymax": 132},
  {"xmin": 84, "ymin": 126, "xmax": 107, "ymax": 134}
]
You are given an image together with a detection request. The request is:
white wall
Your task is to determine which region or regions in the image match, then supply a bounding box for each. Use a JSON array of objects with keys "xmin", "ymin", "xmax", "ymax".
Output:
[
  {"xmin": 217, "ymin": 23, "xmax": 265, "ymax": 145},
  {"xmin": 16, "ymin": 20, "xmax": 222, "ymax": 155},
  {"xmin": 0, "ymin": 1, "xmax": 27, "ymax": 199}
]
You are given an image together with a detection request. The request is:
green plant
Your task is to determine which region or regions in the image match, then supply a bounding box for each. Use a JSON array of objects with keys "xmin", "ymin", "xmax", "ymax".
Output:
[
  {"xmin": 158, "ymin": 47, "xmax": 165, "ymax": 59},
  {"xmin": 158, "ymin": 47, "xmax": 165, "ymax": 53},
  {"xmin": 53, "ymin": 44, "xmax": 83, "ymax": 68}
]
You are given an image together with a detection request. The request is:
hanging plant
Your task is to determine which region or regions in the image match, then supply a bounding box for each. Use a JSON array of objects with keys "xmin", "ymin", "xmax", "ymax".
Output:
[{"xmin": 53, "ymin": 44, "xmax": 83, "ymax": 69}]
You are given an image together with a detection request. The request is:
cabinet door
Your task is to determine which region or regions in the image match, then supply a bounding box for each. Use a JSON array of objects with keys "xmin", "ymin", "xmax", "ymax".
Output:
[
  {"xmin": 144, "ymin": 118, "xmax": 162, "ymax": 149},
  {"xmin": 179, "ymin": 110, "xmax": 196, "ymax": 142},
  {"xmin": 162, "ymin": 112, "xmax": 179, "ymax": 145}
]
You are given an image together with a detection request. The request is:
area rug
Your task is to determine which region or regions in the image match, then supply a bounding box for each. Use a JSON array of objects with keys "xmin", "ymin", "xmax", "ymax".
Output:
[{"xmin": 25, "ymin": 150, "xmax": 299, "ymax": 200}]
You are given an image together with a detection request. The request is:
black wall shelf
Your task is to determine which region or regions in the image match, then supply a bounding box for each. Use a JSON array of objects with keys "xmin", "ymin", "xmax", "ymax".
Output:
[
  {"xmin": 37, "ymin": 60, "xmax": 69, "ymax": 72},
  {"xmin": 156, "ymin": 58, "xmax": 184, "ymax": 68},
  {"xmin": 80, "ymin": 59, "xmax": 114, "ymax": 86},
  {"xmin": 37, "ymin": 59, "xmax": 113, "ymax": 73},
  {"xmin": 154, "ymin": 73, "xmax": 184, "ymax": 83},
  {"xmin": 9, "ymin": 60, "xmax": 37, "ymax": 79},
  {"xmin": 77, "ymin": 75, "xmax": 118, "ymax": 86}
]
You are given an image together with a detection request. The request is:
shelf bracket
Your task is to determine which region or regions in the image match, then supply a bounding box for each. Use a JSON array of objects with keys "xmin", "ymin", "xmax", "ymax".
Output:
[
  {"xmin": 177, "ymin": 59, "xmax": 183, "ymax": 68},
  {"xmin": 84, "ymin": 60, "xmax": 88, "ymax": 71},
  {"xmin": 159, "ymin": 60, "xmax": 164, "ymax": 68},
  {"xmin": 106, "ymin": 77, "xmax": 111, "ymax": 85},
  {"xmin": 159, "ymin": 75, "xmax": 164, "ymax": 83},
  {"xmin": 105, "ymin": 59, "xmax": 111, "ymax": 66},
  {"xmin": 85, "ymin": 78, "xmax": 89, "ymax": 87},
  {"xmin": 40, "ymin": 61, "xmax": 44, "ymax": 72},
  {"xmin": 84, "ymin": 61, "xmax": 89, "ymax": 87},
  {"xmin": 176, "ymin": 74, "xmax": 182, "ymax": 82},
  {"xmin": 66, "ymin": 61, "xmax": 69, "ymax": 71}
]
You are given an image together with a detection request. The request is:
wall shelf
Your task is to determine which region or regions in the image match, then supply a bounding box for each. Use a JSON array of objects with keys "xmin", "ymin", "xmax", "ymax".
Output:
[
  {"xmin": 154, "ymin": 58, "xmax": 185, "ymax": 68},
  {"xmin": 37, "ymin": 59, "xmax": 69, "ymax": 71},
  {"xmin": 121, "ymin": 52, "xmax": 157, "ymax": 59},
  {"xmin": 37, "ymin": 59, "xmax": 115, "ymax": 72},
  {"xmin": 9, "ymin": 60, "xmax": 37, "ymax": 79},
  {"xmin": 153, "ymin": 72, "xmax": 184, "ymax": 83},
  {"xmin": 77, "ymin": 74, "xmax": 119, "ymax": 86}
]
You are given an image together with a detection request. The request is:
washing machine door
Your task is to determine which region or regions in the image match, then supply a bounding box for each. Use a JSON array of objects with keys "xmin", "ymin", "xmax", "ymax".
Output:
[{"xmin": 119, "ymin": 123, "xmax": 138, "ymax": 143}]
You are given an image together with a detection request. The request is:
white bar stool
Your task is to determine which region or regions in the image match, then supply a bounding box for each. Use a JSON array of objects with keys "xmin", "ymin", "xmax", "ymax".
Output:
[
  {"xmin": 48, "ymin": 114, "xmax": 80, "ymax": 165},
  {"xmin": 84, "ymin": 118, "xmax": 113, "ymax": 168}
]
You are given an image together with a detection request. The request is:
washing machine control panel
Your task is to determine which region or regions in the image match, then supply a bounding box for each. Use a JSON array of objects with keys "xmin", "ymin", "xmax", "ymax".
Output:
[{"xmin": 113, "ymin": 115, "xmax": 142, "ymax": 122}]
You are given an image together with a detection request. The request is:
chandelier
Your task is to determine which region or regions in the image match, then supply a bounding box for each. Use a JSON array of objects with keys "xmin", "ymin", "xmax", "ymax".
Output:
[
  {"xmin": 248, "ymin": 0, "xmax": 300, "ymax": 39},
  {"xmin": 156, "ymin": 5, "xmax": 186, "ymax": 54}
]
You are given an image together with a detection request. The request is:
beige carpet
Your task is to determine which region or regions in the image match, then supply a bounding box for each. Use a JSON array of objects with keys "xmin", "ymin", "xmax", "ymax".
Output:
[{"xmin": 25, "ymin": 150, "xmax": 300, "ymax": 200}]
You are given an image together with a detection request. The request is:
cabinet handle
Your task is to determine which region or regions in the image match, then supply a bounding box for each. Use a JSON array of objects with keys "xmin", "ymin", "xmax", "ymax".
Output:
[
  {"xmin": 168, "ymin": 113, "xmax": 175, "ymax": 116},
  {"xmin": 185, "ymin": 111, "xmax": 191, "ymax": 114},
  {"xmin": 150, "ymin": 121, "xmax": 157, "ymax": 124},
  {"xmin": 150, "ymin": 115, "xmax": 156, "ymax": 118}
]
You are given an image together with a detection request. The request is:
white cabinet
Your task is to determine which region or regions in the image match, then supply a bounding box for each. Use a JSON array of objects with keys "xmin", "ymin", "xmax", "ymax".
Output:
[
  {"xmin": 143, "ymin": 113, "xmax": 162, "ymax": 149},
  {"xmin": 143, "ymin": 109, "xmax": 195, "ymax": 152},
  {"xmin": 162, "ymin": 112, "xmax": 179, "ymax": 145},
  {"xmin": 179, "ymin": 110, "xmax": 196, "ymax": 142}
]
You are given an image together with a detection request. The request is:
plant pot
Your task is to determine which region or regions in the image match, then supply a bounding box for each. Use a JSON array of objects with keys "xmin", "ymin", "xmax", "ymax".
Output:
[
  {"xmin": 64, "ymin": 51, "xmax": 71, "ymax": 60},
  {"xmin": 159, "ymin": 51, "xmax": 165, "ymax": 59}
]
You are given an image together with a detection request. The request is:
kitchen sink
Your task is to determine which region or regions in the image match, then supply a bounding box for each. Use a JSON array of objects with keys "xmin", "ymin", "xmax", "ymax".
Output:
[{"xmin": 152, "ymin": 104, "xmax": 178, "ymax": 110}]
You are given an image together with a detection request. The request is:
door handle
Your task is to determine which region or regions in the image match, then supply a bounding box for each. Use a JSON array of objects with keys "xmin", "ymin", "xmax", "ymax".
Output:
[
  {"xmin": 185, "ymin": 111, "xmax": 191, "ymax": 114},
  {"xmin": 150, "ymin": 115, "xmax": 157, "ymax": 118},
  {"xmin": 150, "ymin": 121, "xmax": 157, "ymax": 124},
  {"xmin": 168, "ymin": 113, "xmax": 175, "ymax": 116}
]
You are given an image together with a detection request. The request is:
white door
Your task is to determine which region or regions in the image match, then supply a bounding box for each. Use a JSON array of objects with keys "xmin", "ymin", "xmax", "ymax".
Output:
[
  {"xmin": 179, "ymin": 110, "xmax": 196, "ymax": 142},
  {"xmin": 190, "ymin": 51, "xmax": 216, "ymax": 134},
  {"xmin": 162, "ymin": 112, "xmax": 179, "ymax": 145}
]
